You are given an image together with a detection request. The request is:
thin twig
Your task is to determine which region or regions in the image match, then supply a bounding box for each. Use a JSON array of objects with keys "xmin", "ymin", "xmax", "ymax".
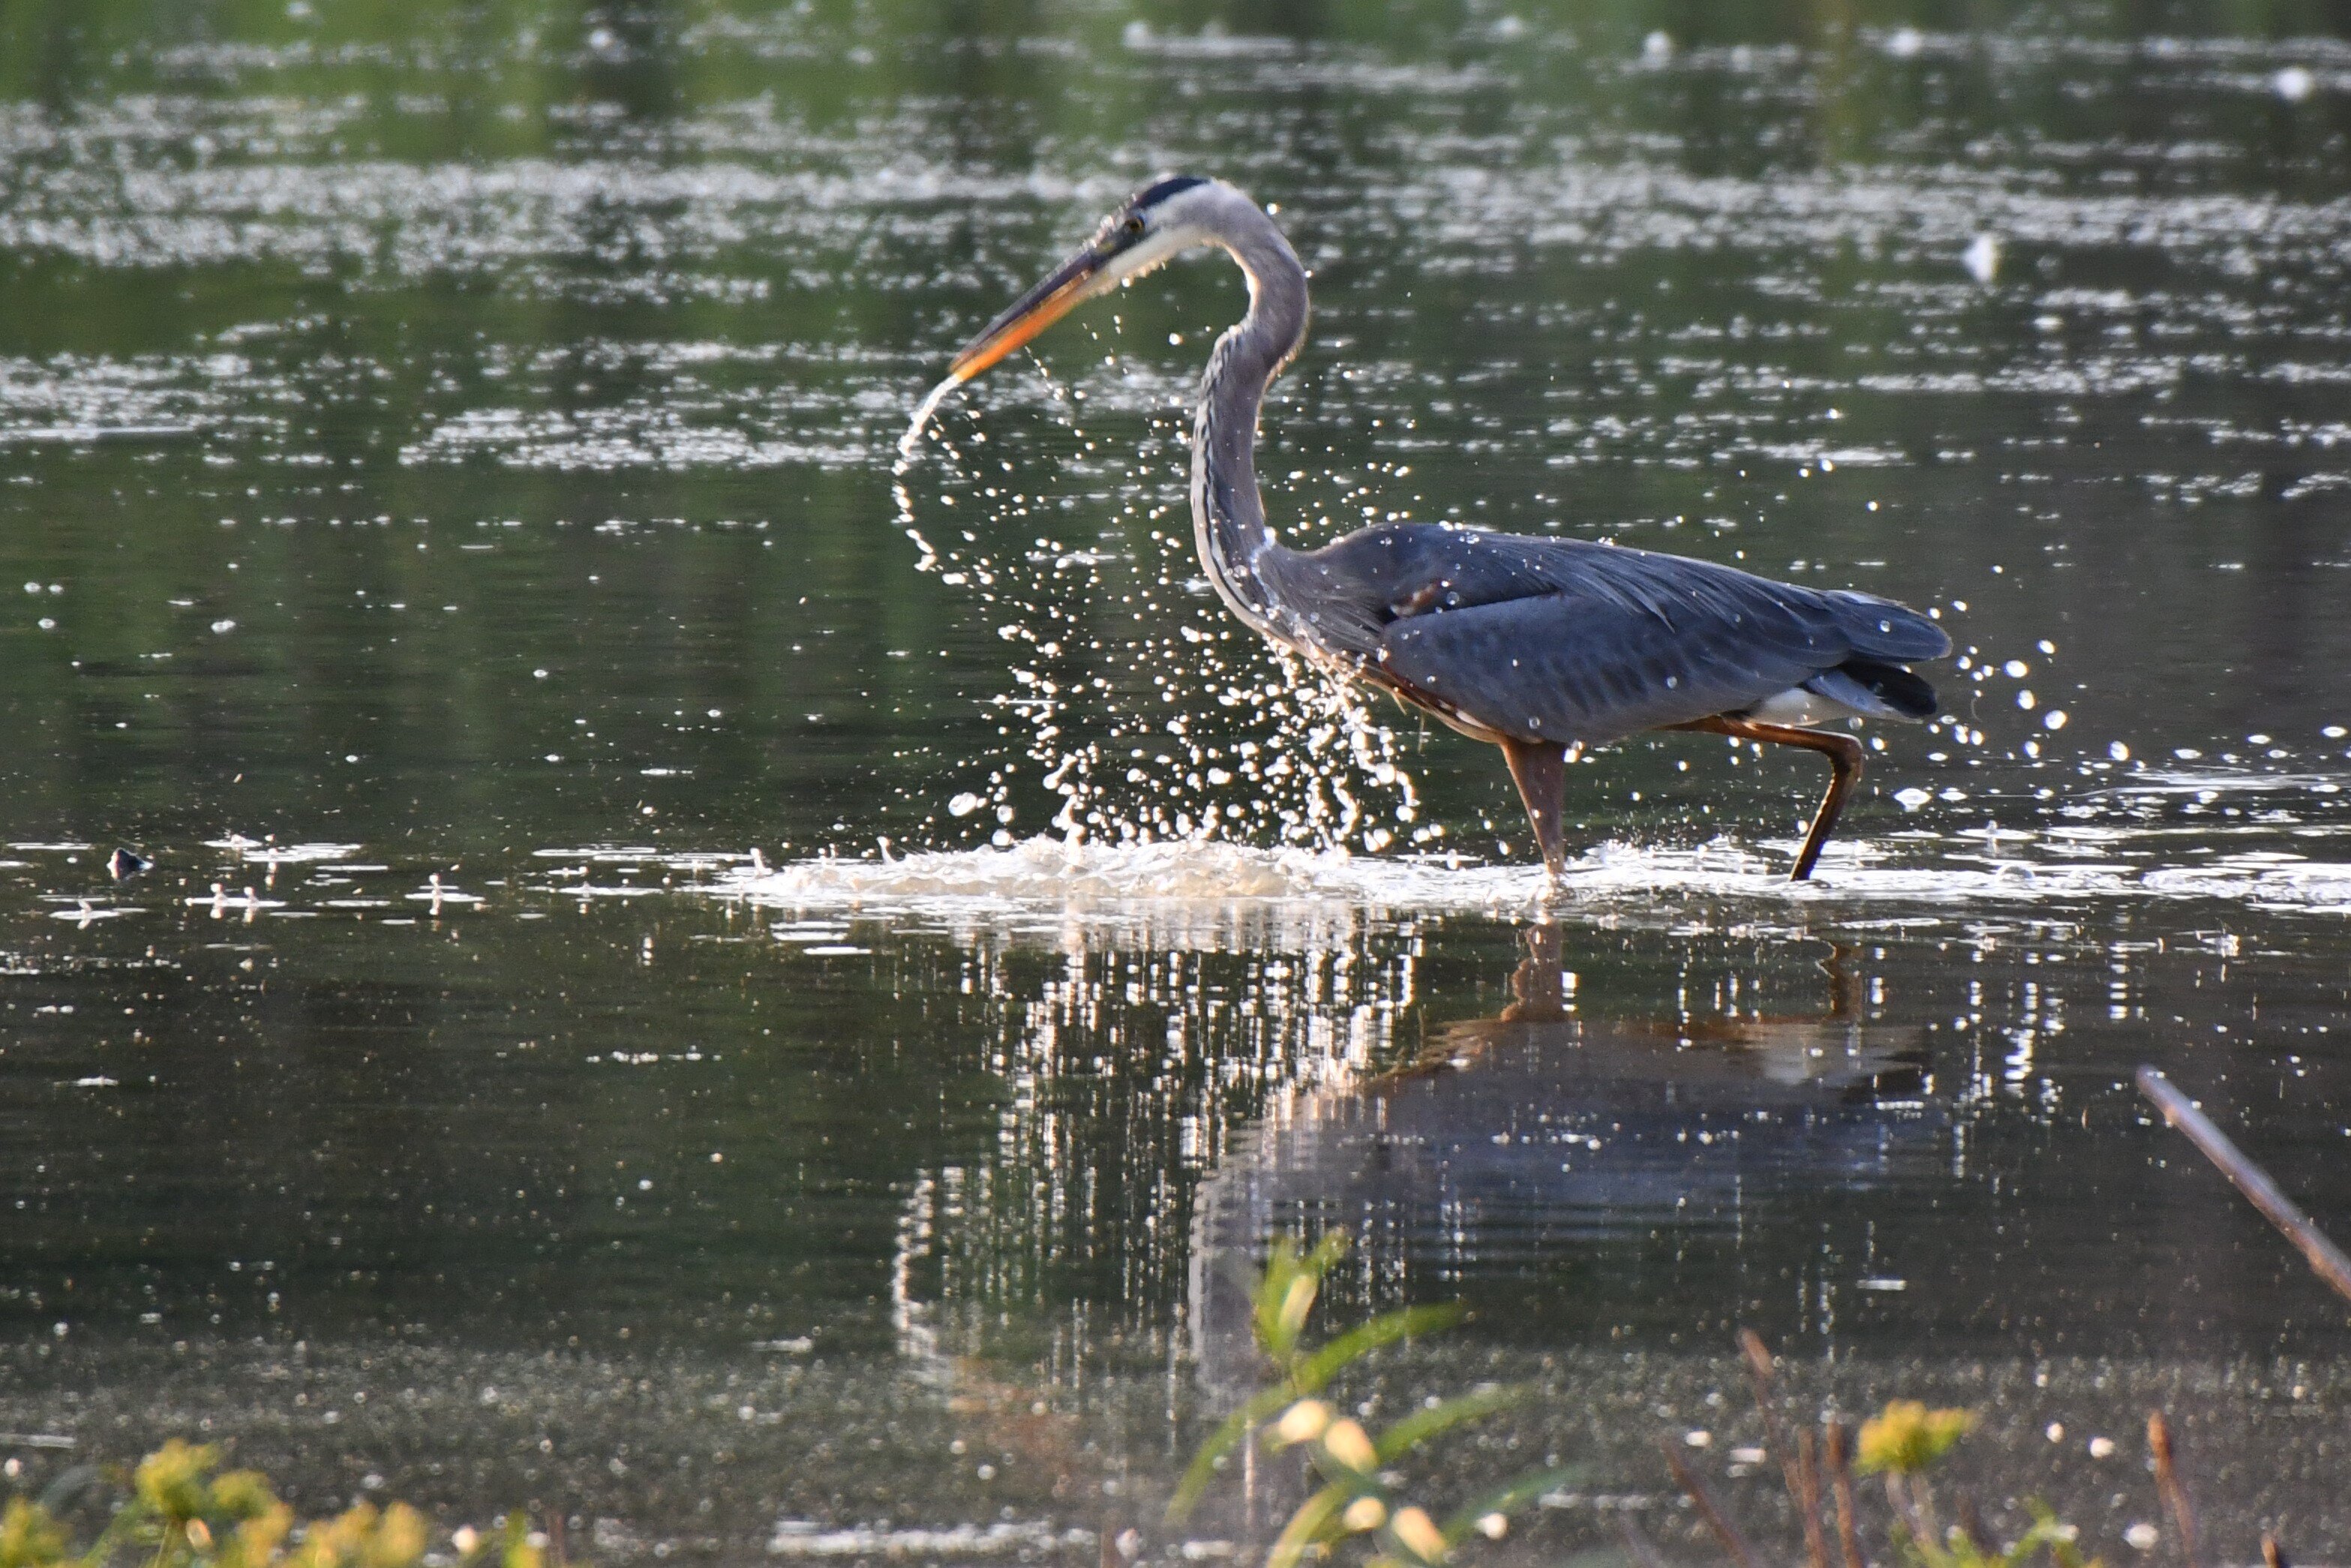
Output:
[
  {"xmin": 1824, "ymin": 1422, "xmax": 1865, "ymax": 1568},
  {"xmin": 1737, "ymin": 1329, "xmax": 1830, "ymax": 1568},
  {"xmin": 1884, "ymin": 1473, "xmax": 1939, "ymax": 1557},
  {"xmin": 2262, "ymin": 1533, "xmax": 2288, "ymax": 1568},
  {"xmin": 1956, "ymin": 1493, "xmax": 1990, "ymax": 1554},
  {"xmin": 2137, "ymin": 1068, "xmax": 2351, "ymax": 1307},
  {"xmin": 2147, "ymin": 1413, "xmax": 2198, "ymax": 1568},
  {"xmin": 1797, "ymin": 1431, "xmax": 1830, "ymax": 1566},
  {"xmin": 1662, "ymin": 1440, "xmax": 1766, "ymax": 1568},
  {"xmin": 1619, "ymin": 1514, "xmax": 1674, "ymax": 1568}
]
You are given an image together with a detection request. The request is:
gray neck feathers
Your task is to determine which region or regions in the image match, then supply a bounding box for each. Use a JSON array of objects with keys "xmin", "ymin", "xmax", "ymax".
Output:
[{"xmin": 1191, "ymin": 206, "xmax": 1311, "ymax": 648}]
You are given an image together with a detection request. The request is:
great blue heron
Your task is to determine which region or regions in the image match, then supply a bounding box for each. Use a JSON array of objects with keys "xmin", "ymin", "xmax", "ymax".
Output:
[{"xmin": 905, "ymin": 176, "xmax": 1951, "ymax": 880}]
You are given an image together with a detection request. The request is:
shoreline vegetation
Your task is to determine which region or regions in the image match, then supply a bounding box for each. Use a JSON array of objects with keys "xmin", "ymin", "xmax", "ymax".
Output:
[
  {"xmin": 1172, "ymin": 1236, "xmax": 2206, "ymax": 1568},
  {"xmin": 1155, "ymin": 1068, "xmax": 2347, "ymax": 1568},
  {"xmin": 8, "ymin": 1065, "xmax": 2337, "ymax": 1568},
  {"xmin": 0, "ymin": 1440, "xmax": 550, "ymax": 1568}
]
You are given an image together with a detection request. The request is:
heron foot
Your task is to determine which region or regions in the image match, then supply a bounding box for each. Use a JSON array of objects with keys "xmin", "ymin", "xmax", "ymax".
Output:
[{"xmin": 1668, "ymin": 716, "xmax": 1866, "ymax": 882}]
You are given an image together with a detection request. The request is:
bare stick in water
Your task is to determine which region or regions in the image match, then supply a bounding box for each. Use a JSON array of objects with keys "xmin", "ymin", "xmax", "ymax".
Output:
[
  {"xmin": 2136, "ymin": 1067, "xmax": 2351, "ymax": 1307},
  {"xmin": 1618, "ymin": 1515, "xmax": 1674, "ymax": 1568},
  {"xmin": 1737, "ymin": 1330, "xmax": 1830, "ymax": 1568},
  {"xmin": 1797, "ymin": 1431, "xmax": 1830, "ymax": 1568},
  {"xmin": 1661, "ymin": 1440, "xmax": 1764, "ymax": 1568},
  {"xmin": 1824, "ymin": 1422, "xmax": 1866, "ymax": 1568},
  {"xmin": 2147, "ymin": 1413, "xmax": 2198, "ymax": 1568}
]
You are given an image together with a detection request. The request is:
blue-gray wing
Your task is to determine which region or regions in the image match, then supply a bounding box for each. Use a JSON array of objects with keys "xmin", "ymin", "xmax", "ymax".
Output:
[{"xmin": 1365, "ymin": 535, "xmax": 1949, "ymax": 746}]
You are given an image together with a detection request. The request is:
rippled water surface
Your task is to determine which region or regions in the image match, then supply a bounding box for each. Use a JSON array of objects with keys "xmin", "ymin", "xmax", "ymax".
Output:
[{"xmin": 7, "ymin": 0, "xmax": 2351, "ymax": 1557}]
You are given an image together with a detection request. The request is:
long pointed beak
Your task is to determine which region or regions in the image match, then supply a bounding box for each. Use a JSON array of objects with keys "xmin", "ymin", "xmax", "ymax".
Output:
[{"xmin": 946, "ymin": 241, "xmax": 1111, "ymax": 382}]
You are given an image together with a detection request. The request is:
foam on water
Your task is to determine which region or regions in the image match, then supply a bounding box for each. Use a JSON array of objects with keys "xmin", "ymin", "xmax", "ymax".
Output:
[
  {"xmin": 726, "ymin": 835, "xmax": 1505, "ymax": 909},
  {"xmin": 767, "ymin": 1520, "xmax": 1091, "ymax": 1558},
  {"xmin": 707, "ymin": 827, "xmax": 2351, "ymax": 930},
  {"xmin": 206, "ymin": 836, "xmax": 363, "ymax": 864}
]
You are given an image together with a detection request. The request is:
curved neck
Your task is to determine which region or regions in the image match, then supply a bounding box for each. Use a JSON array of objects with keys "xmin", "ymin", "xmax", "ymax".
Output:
[{"xmin": 1191, "ymin": 208, "xmax": 1310, "ymax": 647}]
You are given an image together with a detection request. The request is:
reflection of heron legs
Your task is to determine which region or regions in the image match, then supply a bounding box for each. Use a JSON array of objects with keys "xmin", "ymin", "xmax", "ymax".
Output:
[
  {"xmin": 1673, "ymin": 716, "xmax": 1866, "ymax": 882},
  {"xmin": 1818, "ymin": 941, "xmax": 1860, "ymax": 1019},
  {"xmin": 1497, "ymin": 738, "xmax": 1568, "ymax": 876},
  {"xmin": 1502, "ymin": 921, "xmax": 1568, "ymax": 1021}
]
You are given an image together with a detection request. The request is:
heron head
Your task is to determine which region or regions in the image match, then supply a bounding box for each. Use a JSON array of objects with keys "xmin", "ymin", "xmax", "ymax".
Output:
[{"xmin": 943, "ymin": 175, "xmax": 1238, "ymax": 383}]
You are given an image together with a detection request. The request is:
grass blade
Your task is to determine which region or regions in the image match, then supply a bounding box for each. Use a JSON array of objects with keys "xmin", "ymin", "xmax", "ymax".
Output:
[
  {"xmin": 1165, "ymin": 1386, "xmax": 1301, "ymax": 1521},
  {"xmin": 1375, "ymin": 1388, "xmax": 1521, "ymax": 1463},
  {"xmin": 1266, "ymin": 1485, "xmax": 1350, "ymax": 1568},
  {"xmin": 1294, "ymin": 1305, "xmax": 1463, "ymax": 1392},
  {"xmin": 1437, "ymin": 1467, "xmax": 1581, "ymax": 1547}
]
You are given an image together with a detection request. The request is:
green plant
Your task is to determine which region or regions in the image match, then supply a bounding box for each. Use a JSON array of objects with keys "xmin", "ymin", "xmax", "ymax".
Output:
[
  {"xmin": 1896, "ymin": 1500, "xmax": 2091, "ymax": 1568},
  {"xmin": 1655, "ymin": 1339, "xmax": 2126, "ymax": 1568},
  {"xmin": 1848, "ymin": 1405, "xmax": 2089, "ymax": 1568},
  {"xmin": 1169, "ymin": 1234, "xmax": 1571, "ymax": 1568},
  {"xmin": 0, "ymin": 1440, "xmax": 548, "ymax": 1568},
  {"xmin": 1855, "ymin": 1401, "xmax": 1976, "ymax": 1479}
]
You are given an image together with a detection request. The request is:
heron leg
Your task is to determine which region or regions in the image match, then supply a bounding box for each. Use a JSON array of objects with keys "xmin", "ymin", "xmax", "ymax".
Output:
[
  {"xmin": 1497, "ymin": 737, "xmax": 1569, "ymax": 878},
  {"xmin": 1672, "ymin": 716, "xmax": 1866, "ymax": 882},
  {"xmin": 1501, "ymin": 921, "xmax": 1568, "ymax": 1020}
]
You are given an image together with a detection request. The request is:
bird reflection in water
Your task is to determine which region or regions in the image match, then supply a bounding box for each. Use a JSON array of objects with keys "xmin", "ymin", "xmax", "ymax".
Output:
[
  {"xmin": 1407, "ymin": 923, "xmax": 1924, "ymax": 1093},
  {"xmin": 1189, "ymin": 925, "xmax": 1939, "ymax": 1380}
]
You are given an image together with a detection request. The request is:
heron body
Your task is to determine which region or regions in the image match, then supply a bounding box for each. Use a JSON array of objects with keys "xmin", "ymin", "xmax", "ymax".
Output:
[{"xmin": 909, "ymin": 176, "xmax": 1951, "ymax": 881}]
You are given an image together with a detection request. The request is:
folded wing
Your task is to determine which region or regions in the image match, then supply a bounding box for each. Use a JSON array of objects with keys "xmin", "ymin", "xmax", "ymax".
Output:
[{"xmin": 1365, "ymin": 534, "xmax": 1949, "ymax": 746}]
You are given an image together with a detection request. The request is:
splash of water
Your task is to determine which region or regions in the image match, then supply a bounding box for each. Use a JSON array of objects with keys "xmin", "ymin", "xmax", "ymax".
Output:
[
  {"xmin": 711, "ymin": 828, "xmax": 2351, "ymax": 924},
  {"xmin": 898, "ymin": 375, "xmax": 959, "ymax": 461},
  {"xmin": 890, "ymin": 351, "xmax": 1422, "ymax": 858}
]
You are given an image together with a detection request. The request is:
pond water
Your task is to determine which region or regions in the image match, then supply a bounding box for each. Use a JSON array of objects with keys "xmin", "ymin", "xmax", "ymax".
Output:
[{"xmin": 5, "ymin": 0, "xmax": 2351, "ymax": 1558}]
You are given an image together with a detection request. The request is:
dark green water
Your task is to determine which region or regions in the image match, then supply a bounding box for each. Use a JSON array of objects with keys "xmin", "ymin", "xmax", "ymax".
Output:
[{"xmin": 6, "ymin": 0, "xmax": 2351, "ymax": 1558}]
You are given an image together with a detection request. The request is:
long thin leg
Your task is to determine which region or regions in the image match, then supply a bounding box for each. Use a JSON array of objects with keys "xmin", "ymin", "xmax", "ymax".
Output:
[
  {"xmin": 1671, "ymin": 716, "xmax": 1866, "ymax": 882},
  {"xmin": 1501, "ymin": 921, "xmax": 1567, "ymax": 1020},
  {"xmin": 1497, "ymin": 737, "xmax": 1569, "ymax": 878}
]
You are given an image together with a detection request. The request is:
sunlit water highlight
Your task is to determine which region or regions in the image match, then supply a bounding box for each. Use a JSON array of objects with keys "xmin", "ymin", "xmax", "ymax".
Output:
[
  {"xmin": 712, "ymin": 825, "xmax": 2351, "ymax": 928},
  {"xmin": 14, "ymin": 2, "xmax": 2351, "ymax": 1556},
  {"xmin": 894, "ymin": 383, "xmax": 1425, "ymax": 859}
]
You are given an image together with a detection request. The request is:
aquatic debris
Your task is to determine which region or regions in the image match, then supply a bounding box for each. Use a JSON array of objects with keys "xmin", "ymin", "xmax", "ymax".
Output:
[
  {"xmin": 2137, "ymin": 1067, "xmax": 2351, "ymax": 1306},
  {"xmin": 204, "ymin": 837, "xmax": 362, "ymax": 865},
  {"xmin": 406, "ymin": 873, "xmax": 482, "ymax": 908},
  {"xmin": 182, "ymin": 884, "xmax": 284, "ymax": 912},
  {"xmin": 765, "ymin": 1519, "xmax": 1093, "ymax": 1557},
  {"xmin": 48, "ymin": 903, "xmax": 136, "ymax": 924}
]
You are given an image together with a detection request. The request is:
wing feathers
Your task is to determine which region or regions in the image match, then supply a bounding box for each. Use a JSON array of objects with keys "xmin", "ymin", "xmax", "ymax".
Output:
[{"xmin": 1348, "ymin": 530, "xmax": 1949, "ymax": 745}]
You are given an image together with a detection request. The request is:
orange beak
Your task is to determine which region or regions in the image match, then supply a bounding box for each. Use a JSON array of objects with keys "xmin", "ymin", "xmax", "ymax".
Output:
[{"xmin": 945, "ymin": 242, "xmax": 1112, "ymax": 383}]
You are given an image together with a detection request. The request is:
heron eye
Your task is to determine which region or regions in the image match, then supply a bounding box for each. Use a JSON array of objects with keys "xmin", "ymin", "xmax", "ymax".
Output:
[{"xmin": 1123, "ymin": 215, "xmax": 1145, "ymax": 236}]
